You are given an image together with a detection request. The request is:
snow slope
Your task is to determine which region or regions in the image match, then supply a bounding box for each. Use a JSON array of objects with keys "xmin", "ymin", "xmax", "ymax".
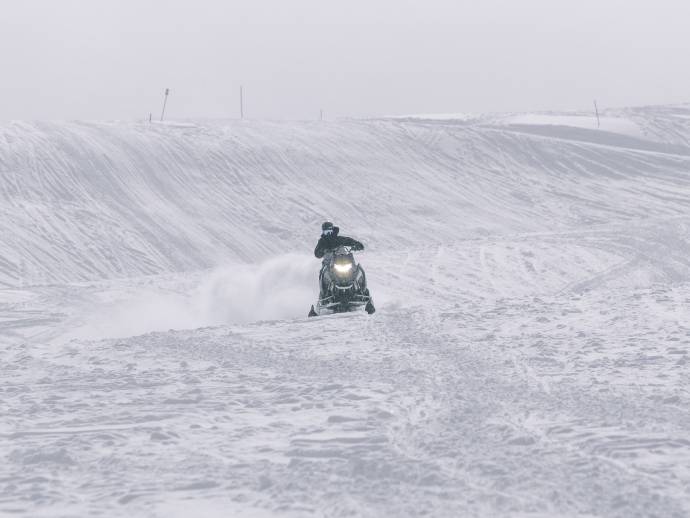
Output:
[
  {"xmin": 2, "ymin": 105, "xmax": 690, "ymax": 287},
  {"xmin": 2, "ymin": 105, "xmax": 690, "ymax": 517}
]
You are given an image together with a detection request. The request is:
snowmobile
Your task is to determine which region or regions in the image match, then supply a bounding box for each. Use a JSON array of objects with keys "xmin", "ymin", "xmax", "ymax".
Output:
[{"xmin": 308, "ymin": 245, "xmax": 375, "ymax": 316}]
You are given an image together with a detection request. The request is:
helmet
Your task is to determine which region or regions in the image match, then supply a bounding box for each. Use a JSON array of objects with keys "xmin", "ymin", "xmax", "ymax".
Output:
[{"xmin": 321, "ymin": 221, "xmax": 334, "ymax": 235}]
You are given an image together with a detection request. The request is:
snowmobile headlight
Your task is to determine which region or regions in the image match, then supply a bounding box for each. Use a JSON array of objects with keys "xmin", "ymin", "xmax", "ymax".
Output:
[{"xmin": 334, "ymin": 262, "xmax": 353, "ymax": 274}]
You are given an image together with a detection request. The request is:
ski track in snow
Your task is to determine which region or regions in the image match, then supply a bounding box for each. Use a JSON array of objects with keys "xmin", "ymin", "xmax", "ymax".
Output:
[{"xmin": 2, "ymin": 105, "xmax": 690, "ymax": 517}]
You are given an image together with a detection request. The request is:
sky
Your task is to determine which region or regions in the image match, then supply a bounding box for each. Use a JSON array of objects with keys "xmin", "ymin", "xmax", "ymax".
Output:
[{"xmin": 1, "ymin": 0, "xmax": 689, "ymax": 121}]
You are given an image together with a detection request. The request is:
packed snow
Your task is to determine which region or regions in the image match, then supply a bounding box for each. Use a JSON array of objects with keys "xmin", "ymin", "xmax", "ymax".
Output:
[{"xmin": 2, "ymin": 105, "xmax": 690, "ymax": 517}]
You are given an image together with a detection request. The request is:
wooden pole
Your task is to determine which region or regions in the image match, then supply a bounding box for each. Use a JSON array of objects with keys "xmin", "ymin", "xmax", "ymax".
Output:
[
  {"xmin": 240, "ymin": 86, "xmax": 244, "ymax": 119},
  {"xmin": 593, "ymin": 100, "xmax": 600, "ymax": 129},
  {"xmin": 160, "ymin": 88, "xmax": 170, "ymax": 121}
]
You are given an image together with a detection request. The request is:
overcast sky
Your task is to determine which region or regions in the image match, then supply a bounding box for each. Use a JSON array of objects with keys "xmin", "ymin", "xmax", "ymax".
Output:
[{"xmin": 1, "ymin": 0, "xmax": 689, "ymax": 121}]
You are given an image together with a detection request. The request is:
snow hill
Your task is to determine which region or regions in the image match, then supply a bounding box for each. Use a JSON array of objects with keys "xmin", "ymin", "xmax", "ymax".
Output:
[{"xmin": 2, "ymin": 105, "xmax": 690, "ymax": 517}]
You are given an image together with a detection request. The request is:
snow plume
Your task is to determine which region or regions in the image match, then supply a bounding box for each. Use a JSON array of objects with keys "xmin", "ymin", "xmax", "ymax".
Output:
[
  {"xmin": 75, "ymin": 254, "xmax": 316, "ymax": 339},
  {"xmin": 195, "ymin": 254, "xmax": 315, "ymax": 325}
]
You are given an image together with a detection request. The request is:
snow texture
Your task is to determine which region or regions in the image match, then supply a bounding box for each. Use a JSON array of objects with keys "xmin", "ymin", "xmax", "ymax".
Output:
[{"xmin": 2, "ymin": 104, "xmax": 690, "ymax": 517}]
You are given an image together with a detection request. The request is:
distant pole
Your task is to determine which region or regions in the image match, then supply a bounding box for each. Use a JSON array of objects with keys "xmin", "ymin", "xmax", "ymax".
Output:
[
  {"xmin": 320, "ymin": 109, "xmax": 324, "ymax": 121},
  {"xmin": 593, "ymin": 99, "xmax": 600, "ymax": 129},
  {"xmin": 148, "ymin": 112, "xmax": 152, "ymax": 123},
  {"xmin": 240, "ymin": 86, "xmax": 244, "ymax": 120},
  {"xmin": 160, "ymin": 88, "xmax": 170, "ymax": 121}
]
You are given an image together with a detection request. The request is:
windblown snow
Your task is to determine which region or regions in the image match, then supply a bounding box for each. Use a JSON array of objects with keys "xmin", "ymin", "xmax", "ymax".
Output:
[{"xmin": 2, "ymin": 105, "xmax": 690, "ymax": 517}]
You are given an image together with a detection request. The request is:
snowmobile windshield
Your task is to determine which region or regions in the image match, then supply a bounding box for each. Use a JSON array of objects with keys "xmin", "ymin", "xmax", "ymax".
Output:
[{"xmin": 333, "ymin": 246, "xmax": 354, "ymax": 255}]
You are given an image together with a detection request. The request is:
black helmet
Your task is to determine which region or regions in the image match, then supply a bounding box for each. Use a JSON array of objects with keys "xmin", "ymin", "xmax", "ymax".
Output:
[{"xmin": 321, "ymin": 221, "xmax": 334, "ymax": 235}]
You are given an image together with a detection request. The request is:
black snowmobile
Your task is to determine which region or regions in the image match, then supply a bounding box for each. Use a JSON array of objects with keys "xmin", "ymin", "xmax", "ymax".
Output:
[{"xmin": 308, "ymin": 245, "xmax": 375, "ymax": 316}]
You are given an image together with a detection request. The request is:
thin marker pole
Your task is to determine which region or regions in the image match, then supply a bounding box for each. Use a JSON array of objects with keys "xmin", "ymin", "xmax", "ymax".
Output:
[
  {"xmin": 240, "ymin": 86, "xmax": 244, "ymax": 119},
  {"xmin": 160, "ymin": 88, "xmax": 170, "ymax": 121},
  {"xmin": 593, "ymin": 99, "xmax": 600, "ymax": 129}
]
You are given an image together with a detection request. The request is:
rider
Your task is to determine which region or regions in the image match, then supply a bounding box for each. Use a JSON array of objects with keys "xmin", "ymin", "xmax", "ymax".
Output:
[
  {"xmin": 314, "ymin": 221, "xmax": 364, "ymax": 259},
  {"xmin": 312, "ymin": 221, "xmax": 375, "ymax": 314}
]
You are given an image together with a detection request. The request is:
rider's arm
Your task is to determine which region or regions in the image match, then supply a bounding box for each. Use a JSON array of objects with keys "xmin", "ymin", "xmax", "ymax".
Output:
[
  {"xmin": 314, "ymin": 238, "xmax": 325, "ymax": 258},
  {"xmin": 340, "ymin": 237, "xmax": 364, "ymax": 250}
]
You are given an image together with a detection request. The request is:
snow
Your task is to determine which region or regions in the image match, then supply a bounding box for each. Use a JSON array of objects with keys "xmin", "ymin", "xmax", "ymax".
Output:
[
  {"xmin": 2, "ymin": 105, "xmax": 690, "ymax": 517},
  {"xmin": 388, "ymin": 112, "xmax": 481, "ymax": 122},
  {"xmin": 387, "ymin": 110, "xmax": 647, "ymax": 140},
  {"xmin": 501, "ymin": 113, "xmax": 647, "ymax": 139}
]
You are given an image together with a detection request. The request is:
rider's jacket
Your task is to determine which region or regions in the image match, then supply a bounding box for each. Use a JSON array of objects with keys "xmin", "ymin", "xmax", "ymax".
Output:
[{"xmin": 314, "ymin": 227, "xmax": 364, "ymax": 258}]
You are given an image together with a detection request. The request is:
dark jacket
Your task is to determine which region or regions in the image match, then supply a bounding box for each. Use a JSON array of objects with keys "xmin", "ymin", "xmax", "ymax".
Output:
[{"xmin": 314, "ymin": 226, "xmax": 364, "ymax": 258}]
